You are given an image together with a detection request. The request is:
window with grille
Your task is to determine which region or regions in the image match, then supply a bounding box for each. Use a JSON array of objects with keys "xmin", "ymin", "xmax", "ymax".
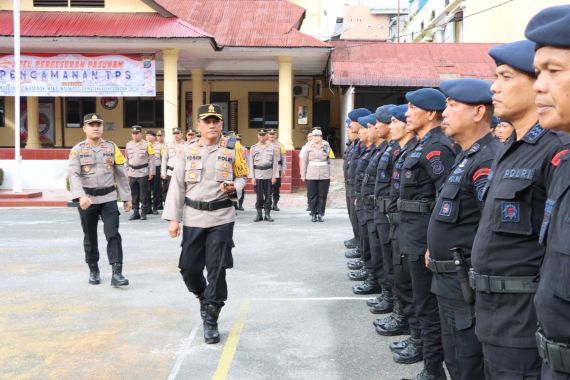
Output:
[
  {"xmin": 34, "ymin": 0, "xmax": 104, "ymax": 8},
  {"xmin": 65, "ymin": 97, "xmax": 96, "ymax": 128},
  {"xmin": 124, "ymin": 94, "xmax": 164, "ymax": 129},
  {"xmin": 248, "ymin": 93, "xmax": 278, "ymax": 129}
]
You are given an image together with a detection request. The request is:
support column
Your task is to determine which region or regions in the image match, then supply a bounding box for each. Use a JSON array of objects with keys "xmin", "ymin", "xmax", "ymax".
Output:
[
  {"xmin": 278, "ymin": 56, "xmax": 294, "ymax": 150},
  {"xmin": 26, "ymin": 96, "xmax": 41, "ymax": 148},
  {"xmin": 162, "ymin": 48, "xmax": 179, "ymax": 141},
  {"xmin": 191, "ymin": 69, "xmax": 204, "ymax": 131}
]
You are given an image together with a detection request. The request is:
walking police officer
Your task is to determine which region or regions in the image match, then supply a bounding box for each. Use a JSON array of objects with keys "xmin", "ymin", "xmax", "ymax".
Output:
[
  {"xmin": 470, "ymin": 40, "xmax": 568, "ymax": 379},
  {"xmin": 68, "ymin": 113, "xmax": 131, "ymax": 287},
  {"xmin": 126, "ymin": 126, "xmax": 156, "ymax": 220},
  {"xmin": 163, "ymin": 104, "xmax": 248, "ymax": 344},
  {"xmin": 427, "ymin": 78, "xmax": 501, "ymax": 380},
  {"xmin": 249, "ymin": 129, "xmax": 279, "ymax": 222}
]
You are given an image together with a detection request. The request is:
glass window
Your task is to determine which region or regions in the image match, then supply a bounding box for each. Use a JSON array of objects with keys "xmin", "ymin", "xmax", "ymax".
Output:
[
  {"xmin": 123, "ymin": 96, "xmax": 163, "ymax": 129},
  {"xmin": 248, "ymin": 92, "xmax": 278, "ymax": 129},
  {"xmin": 65, "ymin": 97, "xmax": 95, "ymax": 128}
]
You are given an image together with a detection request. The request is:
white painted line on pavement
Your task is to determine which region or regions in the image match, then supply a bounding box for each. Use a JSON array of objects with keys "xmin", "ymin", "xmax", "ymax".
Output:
[
  {"xmin": 167, "ymin": 324, "xmax": 200, "ymax": 380},
  {"xmin": 251, "ymin": 296, "xmax": 370, "ymax": 301}
]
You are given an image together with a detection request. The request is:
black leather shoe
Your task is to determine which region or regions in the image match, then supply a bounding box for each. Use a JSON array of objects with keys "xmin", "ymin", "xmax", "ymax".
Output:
[
  {"xmin": 390, "ymin": 335, "xmax": 415, "ymax": 353},
  {"xmin": 264, "ymin": 210, "xmax": 274, "ymax": 222},
  {"xmin": 88, "ymin": 263, "xmax": 100, "ymax": 285},
  {"xmin": 347, "ymin": 259, "xmax": 364, "ymax": 270},
  {"xmin": 347, "ymin": 269, "xmax": 368, "ymax": 281},
  {"xmin": 272, "ymin": 205, "xmax": 280, "ymax": 211},
  {"xmin": 140, "ymin": 214, "xmax": 147, "ymax": 220},
  {"xmin": 352, "ymin": 282, "xmax": 381, "ymax": 295},
  {"xmin": 204, "ymin": 305, "xmax": 221, "ymax": 344},
  {"xmin": 344, "ymin": 237, "xmax": 357, "ymax": 249},
  {"xmin": 110, "ymin": 263, "xmax": 129, "ymax": 287},
  {"xmin": 392, "ymin": 337, "xmax": 423, "ymax": 364},
  {"xmin": 317, "ymin": 214, "xmax": 324, "ymax": 222},
  {"xmin": 129, "ymin": 212, "xmax": 140, "ymax": 221},
  {"xmin": 253, "ymin": 209, "xmax": 263, "ymax": 222},
  {"xmin": 374, "ymin": 313, "xmax": 410, "ymax": 336},
  {"xmin": 312, "ymin": 214, "xmax": 318, "ymax": 222},
  {"xmin": 345, "ymin": 249, "xmax": 361, "ymax": 259},
  {"xmin": 369, "ymin": 290, "xmax": 393, "ymax": 314}
]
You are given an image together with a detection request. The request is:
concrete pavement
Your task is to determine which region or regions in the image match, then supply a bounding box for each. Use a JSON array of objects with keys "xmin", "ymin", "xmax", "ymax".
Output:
[{"xmin": 0, "ymin": 205, "xmax": 423, "ymax": 380}]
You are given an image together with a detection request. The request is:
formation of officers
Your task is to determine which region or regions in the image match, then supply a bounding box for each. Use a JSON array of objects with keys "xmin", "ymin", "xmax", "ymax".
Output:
[{"xmin": 341, "ymin": 5, "xmax": 570, "ymax": 380}]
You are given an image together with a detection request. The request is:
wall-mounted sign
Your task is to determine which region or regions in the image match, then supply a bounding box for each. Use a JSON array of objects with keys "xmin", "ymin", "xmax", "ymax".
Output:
[
  {"xmin": 0, "ymin": 53, "xmax": 155, "ymax": 97},
  {"xmin": 101, "ymin": 97, "xmax": 118, "ymax": 110}
]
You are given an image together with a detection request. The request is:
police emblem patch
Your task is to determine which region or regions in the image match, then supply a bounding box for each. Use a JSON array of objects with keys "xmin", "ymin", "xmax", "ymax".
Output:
[
  {"xmin": 439, "ymin": 201, "xmax": 453, "ymax": 217},
  {"xmin": 70, "ymin": 150, "xmax": 77, "ymax": 158},
  {"xmin": 502, "ymin": 202, "xmax": 520, "ymax": 222},
  {"xmin": 83, "ymin": 166, "xmax": 91, "ymax": 173},
  {"xmin": 430, "ymin": 158, "xmax": 444, "ymax": 175},
  {"xmin": 405, "ymin": 170, "xmax": 412, "ymax": 179}
]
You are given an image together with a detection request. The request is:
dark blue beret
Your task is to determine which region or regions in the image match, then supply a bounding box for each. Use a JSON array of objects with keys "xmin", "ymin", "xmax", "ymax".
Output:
[
  {"xmin": 375, "ymin": 105, "xmax": 396, "ymax": 124},
  {"xmin": 488, "ymin": 40, "xmax": 536, "ymax": 76},
  {"xmin": 365, "ymin": 114, "xmax": 378, "ymax": 126},
  {"xmin": 526, "ymin": 5, "xmax": 570, "ymax": 49},
  {"xmin": 348, "ymin": 108, "xmax": 371, "ymax": 122},
  {"xmin": 491, "ymin": 115, "xmax": 500, "ymax": 129},
  {"xmin": 439, "ymin": 78, "xmax": 492, "ymax": 105},
  {"xmin": 390, "ymin": 105, "xmax": 408, "ymax": 123},
  {"xmin": 405, "ymin": 88, "xmax": 446, "ymax": 111},
  {"xmin": 357, "ymin": 116, "xmax": 369, "ymax": 128}
]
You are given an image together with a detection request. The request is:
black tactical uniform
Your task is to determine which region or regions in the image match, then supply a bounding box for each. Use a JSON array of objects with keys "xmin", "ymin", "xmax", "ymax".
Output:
[
  {"xmin": 427, "ymin": 132, "xmax": 500, "ymax": 380},
  {"xmin": 471, "ymin": 124, "xmax": 566, "ymax": 378},
  {"xmin": 399, "ymin": 126, "xmax": 456, "ymax": 367},
  {"xmin": 344, "ymin": 139, "xmax": 360, "ymax": 246}
]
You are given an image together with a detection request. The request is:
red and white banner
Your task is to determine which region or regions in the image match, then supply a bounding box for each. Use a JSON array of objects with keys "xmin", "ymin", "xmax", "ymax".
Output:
[{"xmin": 0, "ymin": 53, "xmax": 155, "ymax": 97}]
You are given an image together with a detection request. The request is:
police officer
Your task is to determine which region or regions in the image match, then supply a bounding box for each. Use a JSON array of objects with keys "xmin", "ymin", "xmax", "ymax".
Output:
[
  {"xmin": 156, "ymin": 129, "xmax": 166, "ymax": 210},
  {"xmin": 249, "ymin": 129, "xmax": 279, "ymax": 222},
  {"xmin": 161, "ymin": 128, "xmax": 185, "ymax": 201},
  {"xmin": 400, "ymin": 88, "xmax": 456, "ymax": 379},
  {"xmin": 68, "ymin": 113, "xmax": 131, "ymax": 287},
  {"xmin": 470, "ymin": 40, "xmax": 568, "ymax": 379},
  {"xmin": 526, "ymin": 6, "xmax": 570, "ymax": 379},
  {"xmin": 186, "ymin": 130, "xmax": 196, "ymax": 142},
  {"xmin": 235, "ymin": 134, "xmax": 247, "ymax": 211},
  {"xmin": 427, "ymin": 78, "xmax": 501, "ymax": 380},
  {"xmin": 344, "ymin": 108, "xmax": 371, "ymax": 260},
  {"xmin": 268, "ymin": 129, "xmax": 287, "ymax": 211},
  {"xmin": 376, "ymin": 105, "xmax": 421, "ymax": 362},
  {"xmin": 343, "ymin": 117, "xmax": 359, "ymax": 250},
  {"xmin": 145, "ymin": 129, "xmax": 162, "ymax": 214},
  {"xmin": 163, "ymin": 104, "xmax": 248, "ymax": 344},
  {"xmin": 126, "ymin": 126, "xmax": 156, "ymax": 220}
]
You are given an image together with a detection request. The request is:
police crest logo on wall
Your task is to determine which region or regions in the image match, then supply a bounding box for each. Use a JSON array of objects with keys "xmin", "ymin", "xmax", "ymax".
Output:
[{"xmin": 502, "ymin": 202, "xmax": 520, "ymax": 222}]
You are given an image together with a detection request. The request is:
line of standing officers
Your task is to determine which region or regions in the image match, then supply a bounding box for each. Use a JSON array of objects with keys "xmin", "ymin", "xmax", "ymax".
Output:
[{"xmin": 341, "ymin": 6, "xmax": 570, "ymax": 379}]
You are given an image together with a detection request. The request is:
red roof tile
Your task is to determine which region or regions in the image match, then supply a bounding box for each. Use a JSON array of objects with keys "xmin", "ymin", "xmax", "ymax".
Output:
[
  {"xmin": 0, "ymin": 11, "xmax": 211, "ymax": 39},
  {"xmin": 331, "ymin": 40, "xmax": 498, "ymax": 87},
  {"xmin": 154, "ymin": 0, "xmax": 330, "ymax": 48}
]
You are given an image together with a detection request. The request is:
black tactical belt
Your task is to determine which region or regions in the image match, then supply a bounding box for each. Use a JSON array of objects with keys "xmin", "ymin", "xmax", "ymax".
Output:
[
  {"xmin": 397, "ymin": 199, "xmax": 435, "ymax": 213},
  {"xmin": 184, "ymin": 197, "xmax": 234, "ymax": 211},
  {"xmin": 130, "ymin": 163, "xmax": 149, "ymax": 170},
  {"xmin": 387, "ymin": 212, "xmax": 400, "ymax": 225},
  {"xmin": 83, "ymin": 186, "xmax": 115, "ymax": 197},
  {"xmin": 254, "ymin": 165, "xmax": 272, "ymax": 170},
  {"xmin": 375, "ymin": 197, "xmax": 391, "ymax": 212},
  {"xmin": 428, "ymin": 258, "xmax": 471, "ymax": 274},
  {"xmin": 536, "ymin": 329, "xmax": 570, "ymax": 374},
  {"xmin": 468, "ymin": 270, "xmax": 538, "ymax": 293},
  {"xmin": 364, "ymin": 195, "xmax": 376, "ymax": 206},
  {"xmin": 167, "ymin": 165, "xmax": 174, "ymax": 171}
]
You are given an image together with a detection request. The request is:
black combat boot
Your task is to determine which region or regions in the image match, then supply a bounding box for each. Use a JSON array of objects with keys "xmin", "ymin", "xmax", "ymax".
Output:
[
  {"xmin": 253, "ymin": 209, "xmax": 263, "ymax": 222},
  {"xmin": 272, "ymin": 202, "xmax": 280, "ymax": 211},
  {"xmin": 140, "ymin": 213, "xmax": 147, "ymax": 220},
  {"xmin": 369, "ymin": 289, "xmax": 394, "ymax": 314},
  {"xmin": 264, "ymin": 209, "xmax": 274, "ymax": 222},
  {"xmin": 88, "ymin": 263, "xmax": 100, "ymax": 285},
  {"xmin": 237, "ymin": 199, "xmax": 244, "ymax": 211},
  {"xmin": 317, "ymin": 214, "xmax": 324, "ymax": 222},
  {"xmin": 312, "ymin": 214, "xmax": 318, "ymax": 222},
  {"xmin": 389, "ymin": 330, "xmax": 418, "ymax": 353},
  {"xmin": 344, "ymin": 237, "xmax": 357, "ymax": 249},
  {"xmin": 408, "ymin": 361, "xmax": 447, "ymax": 380},
  {"xmin": 197, "ymin": 293, "xmax": 206, "ymax": 321},
  {"xmin": 344, "ymin": 248, "xmax": 361, "ymax": 259},
  {"xmin": 353, "ymin": 274, "xmax": 381, "ymax": 295},
  {"xmin": 129, "ymin": 209, "xmax": 141, "ymax": 220},
  {"xmin": 367, "ymin": 294, "xmax": 382, "ymax": 307},
  {"xmin": 110, "ymin": 263, "xmax": 129, "ymax": 287},
  {"xmin": 204, "ymin": 304, "xmax": 221, "ymax": 344},
  {"xmin": 347, "ymin": 268, "xmax": 368, "ymax": 281},
  {"xmin": 392, "ymin": 330, "xmax": 423, "ymax": 364},
  {"xmin": 374, "ymin": 299, "xmax": 410, "ymax": 336},
  {"xmin": 347, "ymin": 259, "xmax": 365, "ymax": 270}
]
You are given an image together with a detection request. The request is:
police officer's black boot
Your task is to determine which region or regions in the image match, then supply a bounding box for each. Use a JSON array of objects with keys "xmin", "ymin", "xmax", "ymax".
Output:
[
  {"xmin": 140, "ymin": 212, "xmax": 147, "ymax": 220},
  {"xmin": 203, "ymin": 304, "xmax": 221, "ymax": 344},
  {"xmin": 352, "ymin": 274, "xmax": 381, "ymax": 295},
  {"xmin": 110, "ymin": 263, "xmax": 129, "ymax": 287},
  {"xmin": 344, "ymin": 248, "xmax": 361, "ymax": 259},
  {"xmin": 344, "ymin": 237, "xmax": 357, "ymax": 249},
  {"xmin": 392, "ymin": 329, "xmax": 423, "ymax": 364},
  {"xmin": 253, "ymin": 209, "xmax": 263, "ymax": 222},
  {"xmin": 197, "ymin": 293, "xmax": 206, "ymax": 321},
  {"xmin": 264, "ymin": 209, "xmax": 274, "ymax": 222},
  {"xmin": 317, "ymin": 214, "xmax": 324, "ymax": 222},
  {"xmin": 312, "ymin": 213, "xmax": 318, "ymax": 222},
  {"xmin": 88, "ymin": 263, "xmax": 100, "ymax": 285},
  {"xmin": 129, "ymin": 209, "xmax": 141, "ymax": 220},
  {"xmin": 272, "ymin": 201, "xmax": 280, "ymax": 211},
  {"xmin": 347, "ymin": 268, "xmax": 368, "ymax": 281},
  {"xmin": 390, "ymin": 330, "xmax": 417, "ymax": 353},
  {"xmin": 348, "ymin": 259, "xmax": 365, "ymax": 270},
  {"xmin": 409, "ymin": 360, "xmax": 446, "ymax": 380},
  {"xmin": 369, "ymin": 289, "xmax": 394, "ymax": 314},
  {"xmin": 237, "ymin": 199, "xmax": 244, "ymax": 211},
  {"xmin": 374, "ymin": 299, "xmax": 410, "ymax": 336}
]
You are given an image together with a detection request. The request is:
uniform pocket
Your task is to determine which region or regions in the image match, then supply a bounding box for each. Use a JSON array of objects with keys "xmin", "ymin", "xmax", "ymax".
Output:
[
  {"xmin": 454, "ymin": 307, "xmax": 474, "ymax": 331},
  {"xmin": 554, "ymin": 252, "xmax": 570, "ymax": 301},
  {"xmin": 434, "ymin": 185, "xmax": 460, "ymax": 223},
  {"xmin": 185, "ymin": 160, "xmax": 202, "ymax": 183},
  {"xmin": 491, "ymin": 179, "xmax": 534, "ymax": 235},
  {"xmin": 402, "ymin": 157, "xmax": 420, "ymax": 186}
]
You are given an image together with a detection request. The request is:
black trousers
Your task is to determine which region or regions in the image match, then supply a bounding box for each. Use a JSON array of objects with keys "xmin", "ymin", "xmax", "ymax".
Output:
[
  {"xmin": 129, "ymin": 176, "xmax": 149, "ymax": 214},
  {"xmin": 391, "ymin": 224, "xmax": 420, "ymax": 331},
  {"xmin": 408, "ymin": 254, "xmax": 444, "ymax": 363},
  {"xmin": 376, "ymin": 222, "xmax": 393, "ymax": 290},
  {"xmin": 437, "ymin": 295, "xmax": 484, "ymax": 380},
  {"xmin": 346, "ymin": 189, "xmax": 359, "ymax": 241},
  {"xmin": 307, "ymin": 179, "xmax": 330, "ymax": 215},
  {"xmin": 482, "ymin": 343, "xmax": 541, "ymax": 380},
  {"xmin": 272, "ymin": 176, "xmax": 281, "ymax": 205},
  {"xmin": 542, "ymin": 363, "xmax": 570, "ymax": 380},
  {"xmin": 179, "ymin": 223, "xmax": 234, "ymax": 308},
  {"xmin": 146, "ymin": 166, "xmax": 162, "ymax": 211},
  {"xmin": 255, "ymin": 179, "xmax": 272, "ymax": 210},
  {"xmin": 356, "ymin": 207, "xmax": 371, "ymax": 268},
  {"xmin": 367, "ymin": 219, "xmax": 384, "ymax": 286},
  {"xmin": 162, "ymin": 175, "xmax": 171, "ymax": 203},
  {"xmin": 77, "ymin": 201, "xmax": 123, "ymax": 265}
]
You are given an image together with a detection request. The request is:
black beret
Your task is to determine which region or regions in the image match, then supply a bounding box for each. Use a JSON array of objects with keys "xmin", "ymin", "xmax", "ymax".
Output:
[
  {"xmin": 348, "ymin": 108, "xmax": 371, "ymax": 122},
  {"xmin": 405, "ymin": 88, "xmax": 446, "ymax": 111},
  {"xmin": 357, "ymin": 116, "xmax": 369, "ymax": 128},
  {"xmin": 488, "ymin": 40, "xmax": 536, "ymax": 76},
  {"xmin": 375, "ymin": 105, "xmax": 396, "ymax": 124},
  {"xmin": 525, "ymin": 5, "xmax": 570, "ymax": 49},
  {"xmin": 390, "ymin": 105, "xmax": 408, "ymax": 123},
  {"xmin": 439, "ymin": 78, "xmax": 493, "ymax": 105},
  {"xmin": 145, "ymin": 129, "xmax": 156, "ymax": 136}
]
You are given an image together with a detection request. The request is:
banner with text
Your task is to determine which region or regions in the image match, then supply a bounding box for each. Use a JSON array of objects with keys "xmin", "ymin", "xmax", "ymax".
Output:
[{"xmin": 0, "ymin": 53, "xmax": 156, "ymax": 97}]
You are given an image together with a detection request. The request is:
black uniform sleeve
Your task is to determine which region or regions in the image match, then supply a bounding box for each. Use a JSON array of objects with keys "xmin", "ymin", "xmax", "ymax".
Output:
[
  {"xmin": 469, "ymin": 158, "xmax": 494, "ymax": 211},
  {"xmin": 423, "ymin": 145, "xmax": 456, "ymax": 190}
]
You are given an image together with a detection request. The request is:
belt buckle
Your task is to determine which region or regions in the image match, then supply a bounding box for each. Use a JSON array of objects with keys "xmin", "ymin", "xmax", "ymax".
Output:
[
  {"xmin": 536, "ymin": 331, "xmax": 548, "ymax": 361},
  {"xmin": 427, "ymin": 258, "xmax": 438, "ymax": 273},
  {"xmin": 207, "ymin": 202, "xmax": 215, "ymax": 211}
]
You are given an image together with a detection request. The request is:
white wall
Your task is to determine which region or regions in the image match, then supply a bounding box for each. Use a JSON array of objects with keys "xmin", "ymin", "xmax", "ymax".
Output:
[{"xmin": 0, "ymin": 160, "xmax": 68, "ymax": 190}]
